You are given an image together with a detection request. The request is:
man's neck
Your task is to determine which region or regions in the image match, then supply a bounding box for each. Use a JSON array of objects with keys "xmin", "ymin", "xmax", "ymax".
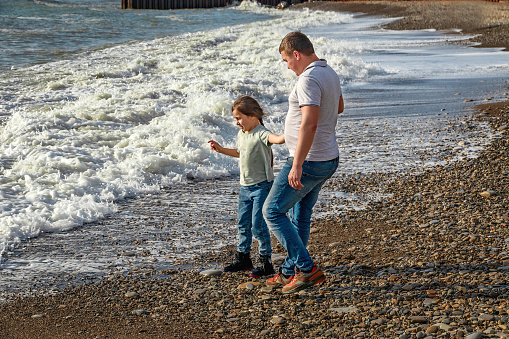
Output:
[{"xmin": 298, "ymin": 54, "xmax": 320, "ymax": 74}]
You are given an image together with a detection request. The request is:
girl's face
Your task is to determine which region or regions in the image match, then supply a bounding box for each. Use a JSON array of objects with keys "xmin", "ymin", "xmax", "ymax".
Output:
[{"xmin": 232, "ymin": 109, "xmax": 259, "ymax": 133}]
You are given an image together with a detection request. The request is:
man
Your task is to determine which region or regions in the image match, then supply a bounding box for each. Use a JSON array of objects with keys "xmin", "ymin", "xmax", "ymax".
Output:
[{"xmin": 262, "ymin": 31, "xmax": 343, "ymax": 294}]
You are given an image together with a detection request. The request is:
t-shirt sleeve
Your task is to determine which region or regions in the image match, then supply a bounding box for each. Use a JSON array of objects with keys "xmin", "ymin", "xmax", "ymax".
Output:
[
  {"xmin": 258, "ymin": 128, "xmax": 273, "ymax": 146},
  {"xmin": 296, "ymin": 75, "xmax": 321, "ymax": 107}
]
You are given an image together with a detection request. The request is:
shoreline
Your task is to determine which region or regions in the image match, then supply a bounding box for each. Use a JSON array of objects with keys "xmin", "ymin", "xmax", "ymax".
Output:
[
  {"xmin": 1, "ymin": 2, "xmax": 509, "ymax": 338},
  {"xmin": 292, "ymin": 0, "xmax": 509, "ymax": 51}
]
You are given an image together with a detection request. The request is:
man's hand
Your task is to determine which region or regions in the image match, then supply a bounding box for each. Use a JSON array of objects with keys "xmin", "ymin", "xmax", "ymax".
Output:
[
  {"xmin": 288, "ymin": 165, "xmax": 304, "ymax": 190},
  {"xmin": 289, "ymin": 105, "xmax": 319, "ymax": 190}
]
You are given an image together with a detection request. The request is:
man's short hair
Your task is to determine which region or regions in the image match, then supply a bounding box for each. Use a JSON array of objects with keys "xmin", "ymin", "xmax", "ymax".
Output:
[{"xmin": 279, "ymin": 31, "xmax": 315, "ymax": 56}]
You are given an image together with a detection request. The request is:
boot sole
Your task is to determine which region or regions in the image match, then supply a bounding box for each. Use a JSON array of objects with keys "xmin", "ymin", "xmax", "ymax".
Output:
[{"xmin": 282, "ymin": 274, "xmax": 326, "ymax": 294}]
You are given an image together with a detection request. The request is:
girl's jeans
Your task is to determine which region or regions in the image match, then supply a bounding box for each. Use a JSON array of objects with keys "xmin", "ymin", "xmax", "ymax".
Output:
[
  {"xmin": 237, "ymin": 180, "xmax": 273, "ymax": 256},
  {"xmin": 263, "ymin": 157, "xmax": 339, "ymax": 276}
]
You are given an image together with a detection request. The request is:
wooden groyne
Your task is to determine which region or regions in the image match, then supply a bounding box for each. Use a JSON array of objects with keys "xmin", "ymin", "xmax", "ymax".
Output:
[
  {"xmin": 122, "ymin": 0, "xmax": 228, "ymax": 9},
  {"xmin": 121, "ymin": 0, "xmax": 282, "ymax": 9},
  {"xmin": 121, "ymin": 0, "xmax": 505, "ymax": 10}
]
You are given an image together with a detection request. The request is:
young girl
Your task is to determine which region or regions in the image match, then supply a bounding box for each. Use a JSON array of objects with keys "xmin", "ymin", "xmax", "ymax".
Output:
[{"xmin": 209, "ymin": 96, "xmax": 284, "ymax": 278}]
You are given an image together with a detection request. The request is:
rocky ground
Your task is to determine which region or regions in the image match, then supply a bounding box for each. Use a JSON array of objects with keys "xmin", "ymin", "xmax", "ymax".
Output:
[
  {"xmin": 1, "ymin": 102, "xmax": 507, "ymax": 339},
  {"xmin": 1, "ymin": 2, "xmax": 508, "ymax": 339}
]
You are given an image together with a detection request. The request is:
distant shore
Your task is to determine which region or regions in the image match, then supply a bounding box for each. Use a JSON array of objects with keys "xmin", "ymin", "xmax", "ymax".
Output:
[
  {"xmin": 293, "ymin": 0, "xmax": 509, "ymax": 51},
  {"xmin": 1, "ymin": 2, "xmax": 509, "ymax": 338}
]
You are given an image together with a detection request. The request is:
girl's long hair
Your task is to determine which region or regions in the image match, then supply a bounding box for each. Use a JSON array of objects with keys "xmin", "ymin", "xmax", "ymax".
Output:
[
  {"xmin": 232, "ymin": 95, "xmax": 265, "ymax": 126},
  {"xmin": 232, "ymin": 95, "xmax": 273, "ymax": 167}
]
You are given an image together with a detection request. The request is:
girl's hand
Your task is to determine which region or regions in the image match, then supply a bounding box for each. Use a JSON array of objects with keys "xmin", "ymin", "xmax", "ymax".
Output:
[
  {"xmin": 208, "ymin": 141, "xmax": 239, "ymax": 158},
  {"xmin": 208, "ymin": 140, "xmax": 222, "ymax": 152},
  {"xmin": 268, "ymin": 133, "xmax": 285, "ymax": 144}
]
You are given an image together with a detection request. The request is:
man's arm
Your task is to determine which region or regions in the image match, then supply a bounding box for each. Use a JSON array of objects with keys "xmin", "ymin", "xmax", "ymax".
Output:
[
  {"xmin": 338, "ymin": 95, "xmax": 344, "ymax": 114},
  {"xmin": 288, "ymin": 105, "xmax": 319, "ymax": 190}
]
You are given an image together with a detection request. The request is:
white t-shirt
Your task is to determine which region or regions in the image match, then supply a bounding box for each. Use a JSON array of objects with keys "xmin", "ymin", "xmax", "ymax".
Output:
[{"xmin": 284, "ymin": 59, "xmax": 341, "ymax": 161}]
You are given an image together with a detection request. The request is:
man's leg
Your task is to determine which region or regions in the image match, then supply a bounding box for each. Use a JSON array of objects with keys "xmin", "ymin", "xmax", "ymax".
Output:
[
  {"xmin": 279, "ymin": 159, "xmax": 339, "ymax": 293},
  {"xmin": 263, "ymin": 159, "xmax": 327, "ymax": 276},
  {"xmin": 264, "ymin": 157, "xmax": 339, "ymax": 274},
  {"xmin": 288, "ymin": 182, "xmax": 322, "ymax": 249}
]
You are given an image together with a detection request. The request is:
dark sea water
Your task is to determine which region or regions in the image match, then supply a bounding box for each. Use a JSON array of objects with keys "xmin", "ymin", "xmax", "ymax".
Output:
[{"xmin": 0, "ymin": 0, "xmax": 272, "ymax": 69}]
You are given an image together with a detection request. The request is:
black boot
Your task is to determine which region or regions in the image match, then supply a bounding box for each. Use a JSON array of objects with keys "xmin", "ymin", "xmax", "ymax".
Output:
[
  {"xmin": 249, "ymin": 254, "xmax": 275, "ymax": 278},
  {"xmin": 223, "ymin": 251, "xmax": 253, "ymax": 272}
]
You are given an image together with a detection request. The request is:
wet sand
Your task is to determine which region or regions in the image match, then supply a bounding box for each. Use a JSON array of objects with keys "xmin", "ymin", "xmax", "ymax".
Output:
[{"xmin": 1, "ymin": 2, "xmax": 508, "ymax": 338}]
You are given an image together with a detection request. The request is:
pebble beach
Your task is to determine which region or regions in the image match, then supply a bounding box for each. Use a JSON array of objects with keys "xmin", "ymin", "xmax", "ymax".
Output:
[{"xmin": 1, "ymin": 1, "xmax": 509, "ymax": 339}]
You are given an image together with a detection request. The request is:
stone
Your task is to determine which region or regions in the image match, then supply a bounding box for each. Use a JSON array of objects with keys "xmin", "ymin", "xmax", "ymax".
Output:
[
  {"xmin": 478, "ymin": 313, "xmax": 494, "ymax": 321},
  {"xmin": 465, "ymin": 333, "xmax": 483, "ymax": 339},
  {"xmin": 410, "ymin": 316, "xmax": 428, "ymax": 324},
  {"xmin": 271, "ymin": 316, "xmax": 285, "ymax": 325},
  {"xmin": 199, "ymin": 269, "xmax": 222, "ymax": 277},
  {"xmin": 456, "ymin": 286, "xmax": 467, "ymax": 293},
  {"xmin": 131, "ymin": 309, "xmax": 147, "ymax": 315},
  {"xmin": 480, "ymin": 190, "xmax": 497, "ymax": 198},
  {"xmin": 426, "ymin": 325, "xmax": 439, "ymax": 333},
  {"xmin": 372, "ymin": 318, "xmax": 386, "ymax": 325},
  {"xmin": 260, "ymin": 286, "xmax": 273, "ymax": 293},
  {"xmin": 483, "ymin": 327, "xmax": 495, "ymax": 334},
  {"xmin": 439, "ymin": 323, "xmax": 452, "ymax": 331},
  {"xmin": 237, "ymin": 281, "xmax": 260, "ymax": 289},
  {"xmin": 329, "ymin": 307, "xmax": 359, "ymax": 313},
  {"xmin": 276, "ymin": 1, "xmax": 288, "ymax": 10},
  {"xmin": 423, "ymin": 298, "xmax": 439, "ymax": 305},
  {"xmin": 125, "ymin": 291, "xmax": 139, "ymax": 298}
]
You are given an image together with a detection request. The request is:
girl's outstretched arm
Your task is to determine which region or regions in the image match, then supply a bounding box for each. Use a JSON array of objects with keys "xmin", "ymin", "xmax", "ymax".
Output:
[
  {"xmin": 208, "ymin": 140, "xmax": 240, "ymax": 158},
  {"xmin": 268, "ymin": 133, "xmax": 285, "ymax": 145}
]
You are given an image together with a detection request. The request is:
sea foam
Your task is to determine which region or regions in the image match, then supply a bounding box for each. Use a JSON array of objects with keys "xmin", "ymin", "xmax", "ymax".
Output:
[{"xmin": 0, "ymin": 7, "xmax": 359, "ymax": 258}]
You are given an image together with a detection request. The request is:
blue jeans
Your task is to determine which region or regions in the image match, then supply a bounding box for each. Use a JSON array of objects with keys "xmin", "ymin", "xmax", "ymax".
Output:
[
  {"xmin": 262, "ymin": 157, "xmax": 339, "ymax": 276},
  {"xmin": 237, "ymin": 180, "xmax": 273, "ymax": 256}
]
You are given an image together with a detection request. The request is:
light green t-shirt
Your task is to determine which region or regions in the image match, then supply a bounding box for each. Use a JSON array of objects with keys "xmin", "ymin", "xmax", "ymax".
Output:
[{"xmin": 237, "ymin": 124, "xmax": 274, "ymax": 186}]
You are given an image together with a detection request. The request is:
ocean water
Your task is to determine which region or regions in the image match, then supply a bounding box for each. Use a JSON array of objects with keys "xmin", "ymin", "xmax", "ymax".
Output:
[{"xmin": 0, "ymin": 0, "xmax": 508, "ymax": 298}]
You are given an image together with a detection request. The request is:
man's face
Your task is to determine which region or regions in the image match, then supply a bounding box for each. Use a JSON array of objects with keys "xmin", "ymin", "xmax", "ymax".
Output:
[{"xmin": 281, "ymin": 50, "xmax": 301, "ymax": 76}]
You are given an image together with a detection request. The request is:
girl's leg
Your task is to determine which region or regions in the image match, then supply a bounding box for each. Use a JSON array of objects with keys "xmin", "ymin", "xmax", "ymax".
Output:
[
  {"xmin": 250, "ymin": 181, "xmax": 273, "ymax": 256},
  {"xmin": 237, "ymin": 185, "xmax": 253, "ymax": 254}
]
